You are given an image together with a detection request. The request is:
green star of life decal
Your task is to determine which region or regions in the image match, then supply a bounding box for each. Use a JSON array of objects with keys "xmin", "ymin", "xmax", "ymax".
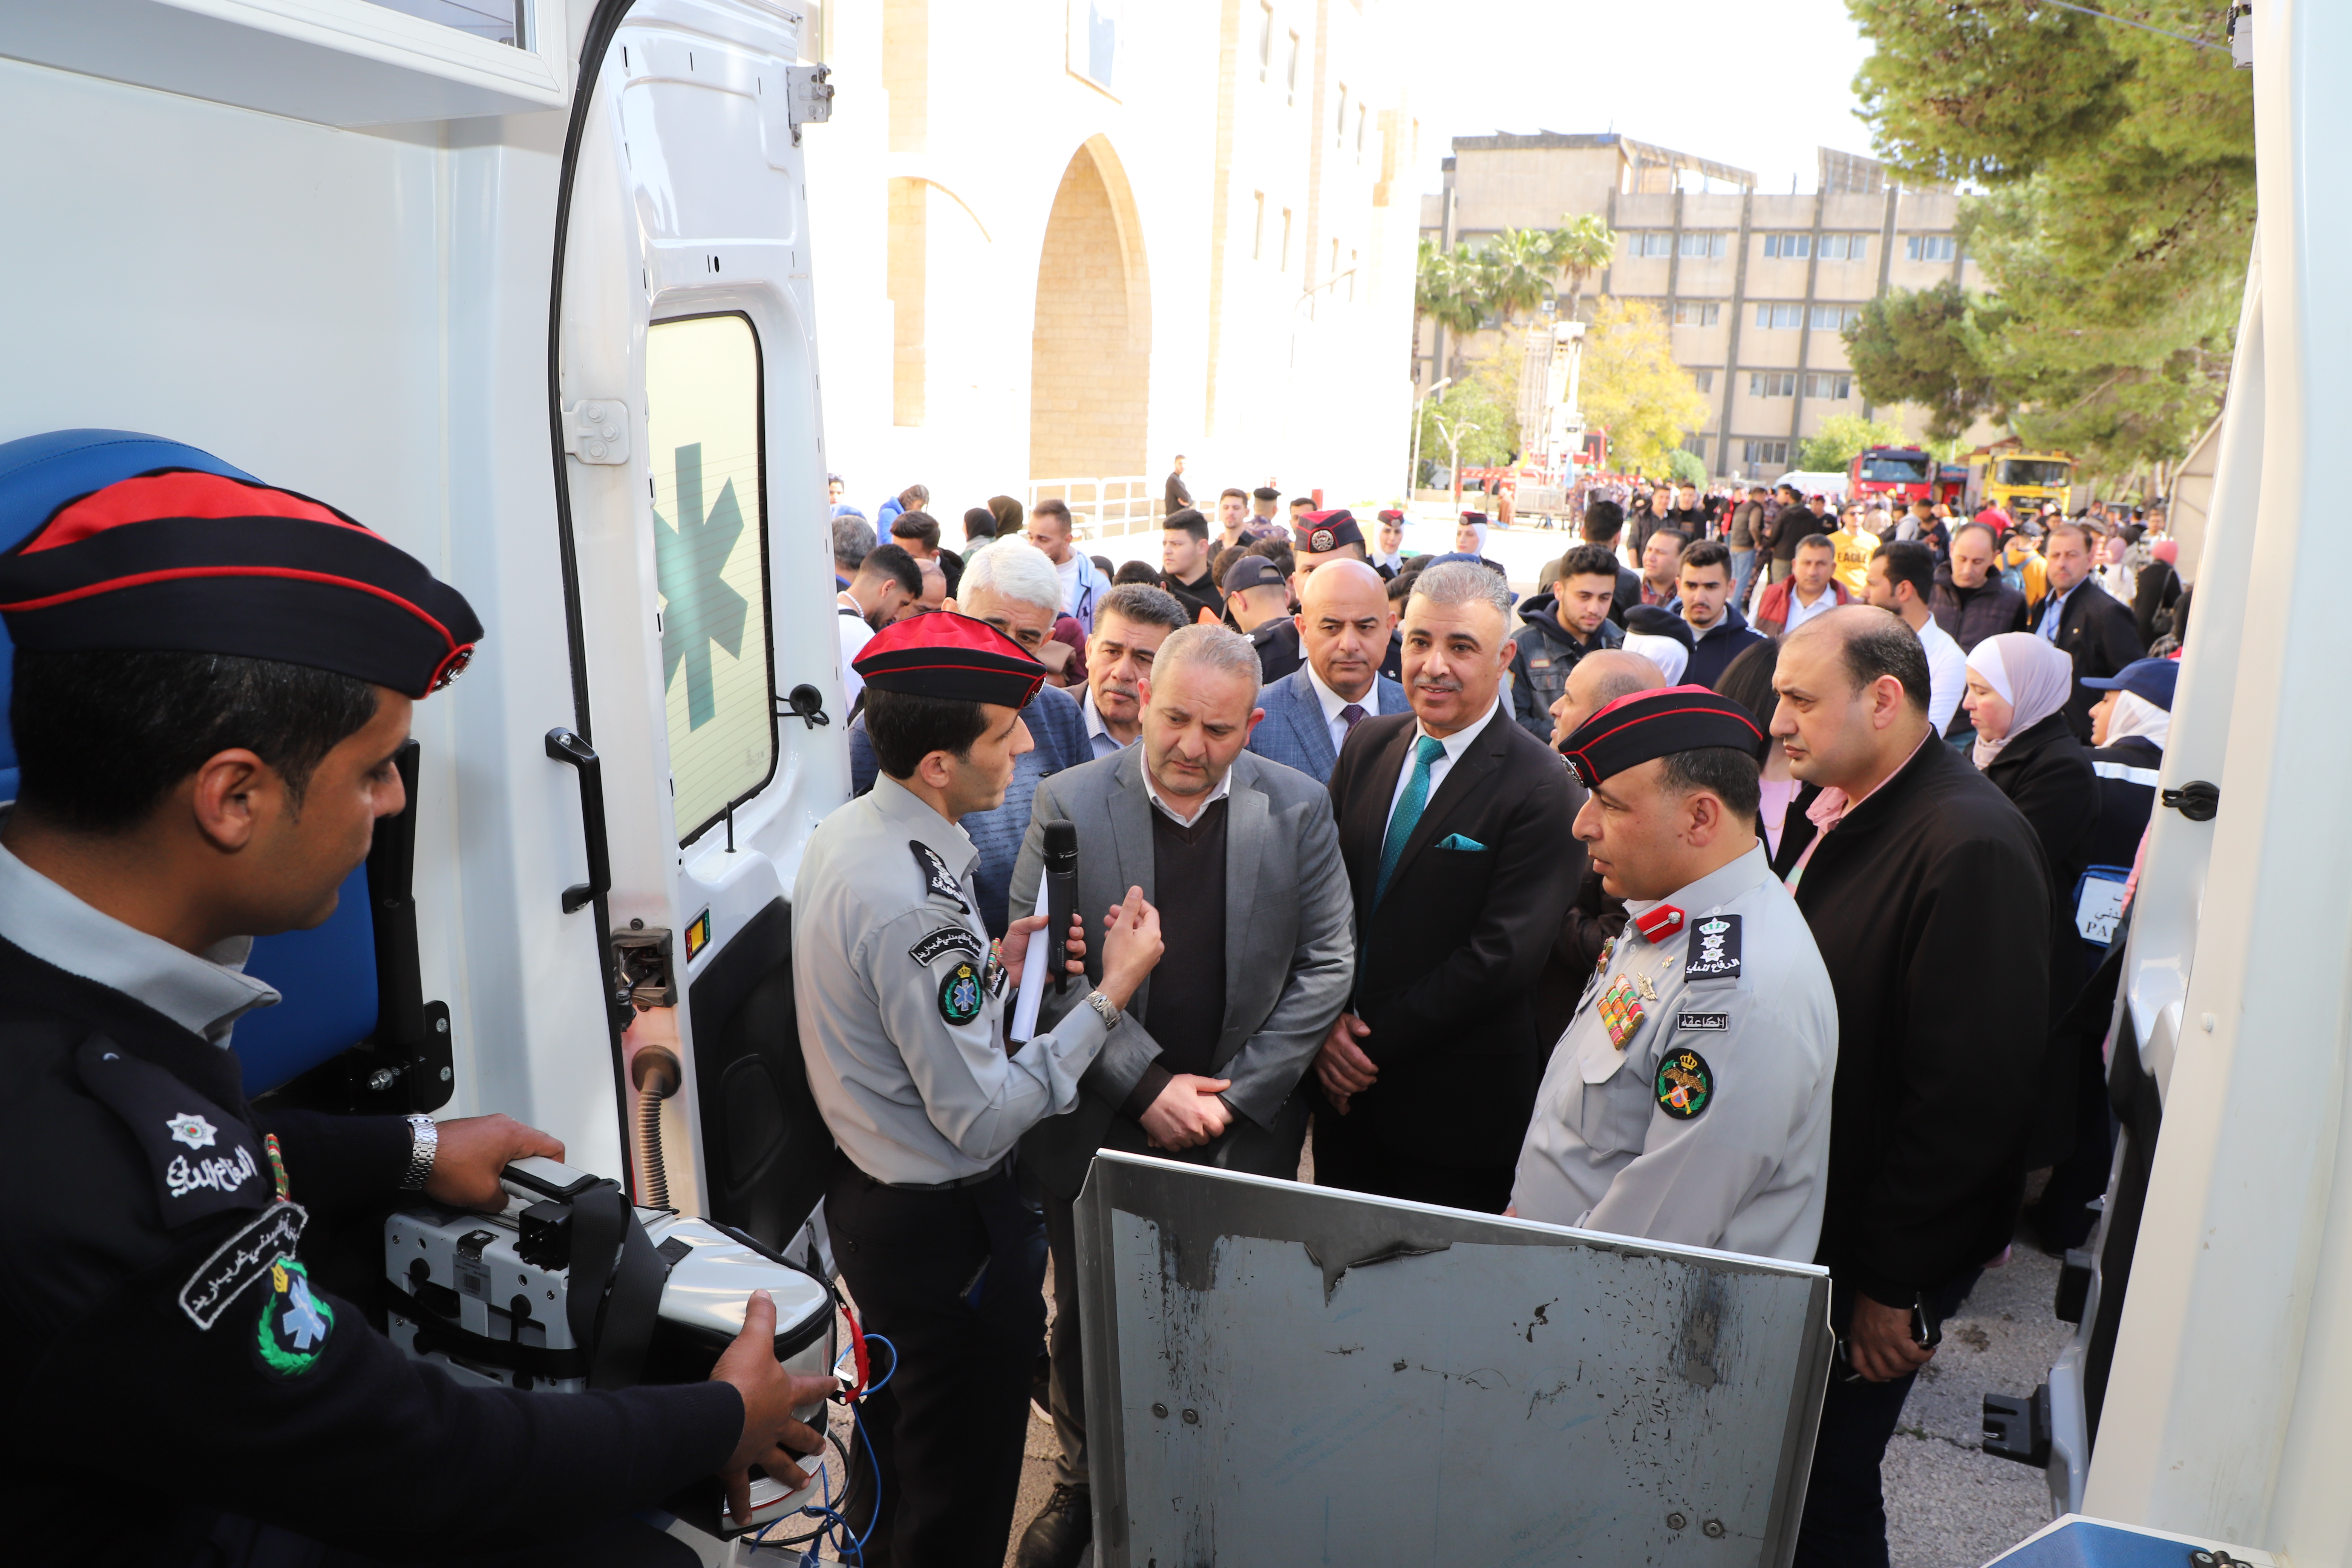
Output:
[{"xmin": 654, "ymin": 441, "xmax": 750, "ymax": 730}]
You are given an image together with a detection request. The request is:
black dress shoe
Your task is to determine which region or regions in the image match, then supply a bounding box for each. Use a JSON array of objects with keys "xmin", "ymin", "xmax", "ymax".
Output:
[{"xmin": 1014, "ymin": 1482, "xmax": 1092, "ymax": 1568}]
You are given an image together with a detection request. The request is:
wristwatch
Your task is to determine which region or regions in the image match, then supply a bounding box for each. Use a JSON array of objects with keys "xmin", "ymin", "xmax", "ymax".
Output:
[
  {"xmin": 1085, "ymin": 991, "xmax": 1121, "ymax": 1029},
  {"xmin": 401, "ymin": 1114, "xmax": 439, "ymax": 1190}
]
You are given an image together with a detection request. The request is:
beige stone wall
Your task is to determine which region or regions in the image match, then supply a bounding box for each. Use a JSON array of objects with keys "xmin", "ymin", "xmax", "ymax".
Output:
[{"xmin": 1030, "ymin": 146, "xmax": 1149, "ymax": 480}]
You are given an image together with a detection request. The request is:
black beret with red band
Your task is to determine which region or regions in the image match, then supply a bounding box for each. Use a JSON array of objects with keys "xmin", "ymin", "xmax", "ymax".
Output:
[
  {"xmin": 853, "ymin": 610, "xmax": 1046, "ymax": 708},
  {"xmin": 0, "ymin": 469, "xmax": 482, "ymax": 698},
  {"xmin": 1559, "ymin": 685, "xmax": 1765, "ymax": 789}
]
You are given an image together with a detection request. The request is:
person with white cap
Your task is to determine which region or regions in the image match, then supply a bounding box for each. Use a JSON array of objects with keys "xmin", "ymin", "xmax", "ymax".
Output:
[{"xmin": 1620, "ymin": 604, "xmax": 1694, "ymax": 686}]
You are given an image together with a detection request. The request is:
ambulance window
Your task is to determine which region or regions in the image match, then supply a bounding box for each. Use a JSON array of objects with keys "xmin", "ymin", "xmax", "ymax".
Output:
[{"xmin": 646, "ymin": 313, "xmax": 776, "ymax": 845}]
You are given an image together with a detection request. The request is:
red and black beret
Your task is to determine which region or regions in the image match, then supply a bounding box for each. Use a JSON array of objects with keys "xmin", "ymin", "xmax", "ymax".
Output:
[
  {"xmin": 1560, "ymin": 685, "xmax": 1766, "ymax": 789},
  {"xmin": 0, "ymin": 469, "xmax": 482, "ymax": 697},
  {"xmin": 1294, "ymin": 508, "xmax": 1362, "ymax": 555},
  {"xmin": 853, "ymin": 611, "xmax": 1045, "ymax": 708}
]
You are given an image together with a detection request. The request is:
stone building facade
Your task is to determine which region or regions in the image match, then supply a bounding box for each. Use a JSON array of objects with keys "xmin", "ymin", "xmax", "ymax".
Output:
[
  {"xmin": 1419, "ymin": 132, "xmax": 1991, "ymax": 480},
  {"xmin": 804, "ymin": 0, "xmax": 1422, "ymax": 542}
]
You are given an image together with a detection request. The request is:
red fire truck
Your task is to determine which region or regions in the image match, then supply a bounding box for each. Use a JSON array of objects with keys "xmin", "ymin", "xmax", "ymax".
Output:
[{"xmin": 1846, "ymin": 444, "xmax": 1936, "ymax": 505}]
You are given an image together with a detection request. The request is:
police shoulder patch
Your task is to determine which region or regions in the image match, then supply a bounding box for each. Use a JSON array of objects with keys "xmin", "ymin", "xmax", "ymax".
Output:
[
  {"xmin": 938, "ymin": 959, "xmax": 985, "ymax": 1024},
  {"xmin": 180, "ymin": 1202, "xmax": 311, "ymax": 1330},
  {"xmin": 910, "ymin": 841, "xmax": 970, "ymax": 913},
  {"xmin": 1684, "ymin": 913, "xmax": 1743, "ymax": 981},
  {"xmin": 908, "ymin": 926, "xmax": 982, "ymax": 967},
  {"xmin": 254, "ymin": 1256, "xmax": 335, "ymax": 1377},
  {"xmin": 1656, "ymin": 1049, "xmax": 1714, "ymax": 1120}
]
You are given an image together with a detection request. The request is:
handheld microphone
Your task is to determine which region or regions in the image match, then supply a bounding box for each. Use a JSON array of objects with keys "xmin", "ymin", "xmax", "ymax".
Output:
[{"xmin": 1042, "ymin": 819, "xmax": 1079, "ymax": 994}]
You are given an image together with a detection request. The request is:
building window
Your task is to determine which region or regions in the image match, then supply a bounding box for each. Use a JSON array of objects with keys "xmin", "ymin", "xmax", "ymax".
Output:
[
  {"xmin": 1809, "ymin": 305, "xmax": 1862, "ymax": 331},
  {"xmin": 1749, "ymin": 371, "xmax": 1797, "ymax": 397},
  {"xmin": 1691, "ymin": 368, "xmax": 1716, "ymax": 392},
  {"xmin": 1356, "ymin": 104, "xmax": 1367, "ymax": 163},
  {"xmin": 645, "ymin": 312, "xmax": 776, "ymax": 845},
  {"xmin": 1906, "ymin": 234, "xmax": 1958, "ymax": 262},
  {"xmin": 1743, "ymin": 438, "xmax": 1790, "ymax": 467},
  {"xmin": 1762, "ymin": 233, "xmax": 1812, "ymax": 259},
  {"xmin": 1285, "ymin": 30, "xmax": 1300, "ymax": 105},
  {"xmin": 1802, "ymin": 372, "xmax": 1853, "ymax": 400},
  {"xmin": 1817, "ymin": 233, "xmax": 1870, "ymax": 262},
  {"xmin": 1335, "ymin": 84, "xmax": 1348, "ymax": 144},
  {"xmin": 1672, "ymin": 301, "xmax": 1721, "ymax": 327},
  {"xmin": 1252, "ymin": 191, "xmax": 1265, "ymax": 261},
  {"xmin": 1682, "ymin": 435, "xmax": 1709, "ymax": 461},
  {"xmin": 1280, "ymin": 207, "xmax": 1292, "ymax": 271},
  {"xmin": 1678, "ymin": 231, "xmax": 1729, "ymax": 259},
  {"xmin": 1754, "ymin": 302, "xmax": 1803, "ymax": 329},
  {"xmin": 1258, "ymin": 2, "xmax": 1274, "ymax": 81},
  {"xmin": 1631, "ymin": 231, "xmax": 1674, "ymax": 258}
]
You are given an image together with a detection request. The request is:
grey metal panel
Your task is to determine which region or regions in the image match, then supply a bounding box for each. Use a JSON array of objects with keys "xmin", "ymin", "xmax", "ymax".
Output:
[{"xmin": 1075, "ymin": 1152, "xmax": 1833, "ymax": 1568}]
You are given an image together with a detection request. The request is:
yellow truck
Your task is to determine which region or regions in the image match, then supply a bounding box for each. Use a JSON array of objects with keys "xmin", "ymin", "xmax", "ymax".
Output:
[{"xmin": 1969, "ymin": 448, "xmax": 2075, "ymax": 517}]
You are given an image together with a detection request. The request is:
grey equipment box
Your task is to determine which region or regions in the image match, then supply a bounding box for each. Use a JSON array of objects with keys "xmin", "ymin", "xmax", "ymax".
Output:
[{"xmin": 1075, "ymin": 1152, "xmax": 1833, "ymax": 1567}]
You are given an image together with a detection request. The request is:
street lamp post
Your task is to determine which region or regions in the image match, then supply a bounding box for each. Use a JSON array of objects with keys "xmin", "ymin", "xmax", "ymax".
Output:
[{"xmin": 1409, "ymin": 376, "xmax": 1452, "ymax": 502}]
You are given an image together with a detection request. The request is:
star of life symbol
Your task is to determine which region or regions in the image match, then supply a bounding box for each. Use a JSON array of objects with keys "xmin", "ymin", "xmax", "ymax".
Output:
[
  {"xmin": 167, "ymin": 1112, "xmax": 217, "ymax": 1150},
  {"xmin": 279, "ymin": 1267, "xmax": 329, "ymax": 1351}
]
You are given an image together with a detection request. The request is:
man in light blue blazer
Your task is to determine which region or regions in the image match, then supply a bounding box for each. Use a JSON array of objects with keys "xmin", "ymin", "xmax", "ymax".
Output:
[{"xmin": 1245, "ymin": 558, "xmax": 1408, "ymax": 784}]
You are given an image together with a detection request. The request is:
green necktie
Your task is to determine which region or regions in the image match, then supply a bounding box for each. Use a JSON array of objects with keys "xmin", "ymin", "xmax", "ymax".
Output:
[{"xmin": 1375, "ymin": 735, "xmax": 1447, "ymax": 905}]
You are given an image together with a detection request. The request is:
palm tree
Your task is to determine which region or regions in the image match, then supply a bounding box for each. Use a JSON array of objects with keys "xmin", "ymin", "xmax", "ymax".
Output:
[
  {"xmin": 1482, "ymin": 227, "xmax": 1559, "ymax": 325},
  {"xmin": 1415, "ymin": 239, "xmax": 1484, "ymax": 337},
  {"xmin": 1545, "ymin": 213, "xmax": 1617, "ymax": 322}
]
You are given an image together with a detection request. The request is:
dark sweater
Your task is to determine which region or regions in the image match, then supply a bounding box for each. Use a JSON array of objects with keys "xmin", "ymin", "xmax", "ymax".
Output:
[
  {"xmin": 1770, "ymin": 739, "xmax": 2053, "ymax": 1303},
  {"xmin": 1128, "ymin": 798, "xmax": 1231, "ymax": 1112}
]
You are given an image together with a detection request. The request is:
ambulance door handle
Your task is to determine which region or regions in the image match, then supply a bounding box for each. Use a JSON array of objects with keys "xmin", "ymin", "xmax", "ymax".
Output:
[{"xmin": 545, "ymin": 728, "xmax": 612, "ymax": 914}]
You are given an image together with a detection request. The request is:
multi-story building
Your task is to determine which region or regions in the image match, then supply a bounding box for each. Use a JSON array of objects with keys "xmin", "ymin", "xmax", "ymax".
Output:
[
  {"xmin": 804, "ymin": 0, "xmax": 1421, "ymax": 541},
  {"xmin": 1419, "ymin": 132, "xmax": 1989, "ymax": 480}
]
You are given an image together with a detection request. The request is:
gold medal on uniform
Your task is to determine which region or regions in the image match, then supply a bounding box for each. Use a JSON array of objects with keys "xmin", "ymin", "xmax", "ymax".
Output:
[{"xmin": 1596, "ymin": 974, "xmax": 1646, "ymax": 1050}]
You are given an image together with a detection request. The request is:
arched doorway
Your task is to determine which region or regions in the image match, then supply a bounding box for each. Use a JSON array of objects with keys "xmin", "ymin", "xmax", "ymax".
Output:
[{"xmin": 1029, "ymin": 138, "xmax": 1150, "ymax": 484}]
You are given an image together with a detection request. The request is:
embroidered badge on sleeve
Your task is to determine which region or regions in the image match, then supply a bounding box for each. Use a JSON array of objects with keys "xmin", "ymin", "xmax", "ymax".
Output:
[
  {"xmin": 255, "ymin": 1257, "xmax": 335, "ymax": 1377},
  {"xmin": 1656, "ymin": 1049, "xmax": 1715, "ymax": 1120},
  {"xmin": 909, "ymin": 926, "xmax": 983, "ymax": 967},
  {"xmin": 1684, "ymin": 914, "xmax": 1744, "ymax": 981},
  {"xmin": 938, "ymin": 960, "xmax": 985, "ymax": 1024},
  {"xmin": 910, "ymin": 841, "xmax": 971, "ymax": 913}
]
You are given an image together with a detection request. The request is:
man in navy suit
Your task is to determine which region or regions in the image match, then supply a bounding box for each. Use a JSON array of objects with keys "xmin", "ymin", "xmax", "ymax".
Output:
[
  {"xmin": 1245, "ymin": 560, "xmax": 1407, "ymax": 784},
  {"xmin": 1313, "ymin": 562, "xmax": 1582, "ymax": 1212}
]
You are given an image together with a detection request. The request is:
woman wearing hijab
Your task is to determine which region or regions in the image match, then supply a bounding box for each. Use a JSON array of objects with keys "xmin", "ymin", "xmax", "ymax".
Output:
[
  {"xmin": 2081, "ymin": 657, "xmax": 2176, "ymax": 921},
  {"xmin": 1964, "ymin": 634, "xmax": 2101, "ymax": 924}
]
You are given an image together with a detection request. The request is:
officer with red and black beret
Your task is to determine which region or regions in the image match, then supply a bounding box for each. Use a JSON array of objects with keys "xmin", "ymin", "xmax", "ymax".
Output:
[
  {"xmin": 792, "ymin": 611, "xmax": 1166, "ymax": 1567},
  {"xmin": 0, "ymin": 432, "xmax": 830, "ymax": 1563},
  {"xmin": 1511, "ymin": 686, "xmax": 1839, "ymax": 1266}
]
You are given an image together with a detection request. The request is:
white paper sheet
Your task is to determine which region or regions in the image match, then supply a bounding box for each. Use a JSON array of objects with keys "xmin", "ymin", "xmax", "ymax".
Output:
[{"xmin": 1009, "ymin": 880, "xmax": 1053, "ymax": 1044}]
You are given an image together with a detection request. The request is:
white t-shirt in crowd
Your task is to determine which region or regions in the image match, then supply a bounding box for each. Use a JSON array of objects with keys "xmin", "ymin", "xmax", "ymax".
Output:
[
  {"xmin": 1056, "ymin": 554, "xmax": 1081, "ymax": 615},
  {"xmin": 1916, "ymin": 614, "xmax": 1968, "ymax": 735},
  {"xmin": 838, "ymin": 593, "xmax": 875, "ymax": 701}
]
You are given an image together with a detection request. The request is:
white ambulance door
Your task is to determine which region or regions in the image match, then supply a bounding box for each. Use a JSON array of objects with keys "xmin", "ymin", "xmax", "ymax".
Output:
[{"xmin": 554, "ymin": 0, "xmax": 844, "ymax": 1250}]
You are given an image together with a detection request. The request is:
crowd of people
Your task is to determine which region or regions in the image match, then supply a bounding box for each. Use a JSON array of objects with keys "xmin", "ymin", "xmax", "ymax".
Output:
[{"xmin": 807, "ymin": 461, "xmax": 2191, "ymax": 1568}]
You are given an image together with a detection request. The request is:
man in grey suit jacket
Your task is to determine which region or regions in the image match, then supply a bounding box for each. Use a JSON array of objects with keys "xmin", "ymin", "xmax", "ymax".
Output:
[
  {"xmin": 1245, "ymin": 558, "xmax": 1407, "ymax": 784},
  {"xmin": 1007, "ymin": 625, "xmax": 1354, "ymax": 1568}
]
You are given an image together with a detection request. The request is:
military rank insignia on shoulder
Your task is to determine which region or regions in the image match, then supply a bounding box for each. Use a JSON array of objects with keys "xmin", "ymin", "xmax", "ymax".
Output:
[
  {"xmin": 1656, "ymin": 1049, "xmax": 1714, "ymax": 1120},
  {"xmin": 1684, "ymin": 913, "xmax": 1743, "ymax": 980},
  {"xmin": 938, "ymin": 959, "xmax": 985, "ymax": 1024},
  {"xmin": 910, "ymin": 840, "xmax": 969, "ymax": 913}
]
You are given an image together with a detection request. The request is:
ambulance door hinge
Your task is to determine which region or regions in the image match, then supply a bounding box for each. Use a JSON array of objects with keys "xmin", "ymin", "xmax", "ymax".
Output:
[
  {"xmin": 611, "ymin": 923, "xmax": 677, "ymax": 1011},
  {"xmin": 785, "ymin": 64, "xmax": 834, "ymax": 143},
  {"xmin": 562, "ymin": 400, "xmax": 632, "ymax": 466}
]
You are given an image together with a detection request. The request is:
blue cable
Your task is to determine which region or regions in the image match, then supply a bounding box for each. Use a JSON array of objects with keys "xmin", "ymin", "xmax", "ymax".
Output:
[{"xmin": 861, "ymin": 1332, "xmax": 899, "ymax": 1397}]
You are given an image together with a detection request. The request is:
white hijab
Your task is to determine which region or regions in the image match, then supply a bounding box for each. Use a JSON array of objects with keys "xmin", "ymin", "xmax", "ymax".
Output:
[
  {"xmin": 2104, "ymin": 688, "xmax": 2170, "ymax": 749},
  {"xmin": 1623, "ymin": 632, "xmax": 1690, "ymax": 686},
  {"xmin": 1966, "ymin": 632, "xmax": 2076, "ymax": 770}
]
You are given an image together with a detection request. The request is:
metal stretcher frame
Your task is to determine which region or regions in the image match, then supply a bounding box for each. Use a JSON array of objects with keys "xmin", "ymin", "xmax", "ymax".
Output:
[{"xmin": 1074, "ymin": 1152, "xmax": 1834, "ymax": 1568}]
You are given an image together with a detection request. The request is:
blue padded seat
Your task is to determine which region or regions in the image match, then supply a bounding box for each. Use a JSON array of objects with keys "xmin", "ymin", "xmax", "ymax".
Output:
[{"xmin": 0, "ymin": 430, "xmax": 379, "ymax": 1092}]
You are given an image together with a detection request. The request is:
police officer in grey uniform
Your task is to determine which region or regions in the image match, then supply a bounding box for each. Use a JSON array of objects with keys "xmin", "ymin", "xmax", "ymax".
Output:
[
  {"xmin": 793, "ymin": 611, "xmax": 1164, "ymax": 1568},
  {"xmin": 1512, "ymin": 686, "xmax": 1838, "ymax": 1263}
]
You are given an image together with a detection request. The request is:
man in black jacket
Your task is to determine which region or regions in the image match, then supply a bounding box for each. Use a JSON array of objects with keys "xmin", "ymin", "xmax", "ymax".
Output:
[
  {"xmin": 1311, "ymin": 562, "xmax": 1580, "ymax": 1213},
  {"xmin": 1929, "ymin": 522, "xmax": 2027, "ymax": 655},
  {"xmin": 2028, "ymin": 521, "xmax": 2145, "ymax": 741},
  {"xmin": 1767, "ymin": 607, "xmax": 2051, "ymax": 1568},
  {"xmin": 0, "ymin": 460, "xmax": 830, "ymax": 1565},
  {"xmin": 1509, "ymin": 544, "xmax": 1625, "ymax": 741},
  {"xmin": 1579, "ymin": 498, "xmax": 1645, "ymax": 627}
]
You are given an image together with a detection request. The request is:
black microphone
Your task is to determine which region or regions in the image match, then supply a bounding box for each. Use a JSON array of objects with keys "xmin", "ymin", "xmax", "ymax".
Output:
[{"xmin": 1043, "ymin": 819, "xmax": 1079, "ymax": 994}]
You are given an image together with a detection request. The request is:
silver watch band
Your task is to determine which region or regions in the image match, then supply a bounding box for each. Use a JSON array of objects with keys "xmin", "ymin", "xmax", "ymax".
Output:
[
  {"xmin": 1085, "ymin": 991, "xmax": 1119, "ymax": 1029},
  {"xmin": 401, "ymin": 1114, "xmax": 439, "ymax": 1190}
]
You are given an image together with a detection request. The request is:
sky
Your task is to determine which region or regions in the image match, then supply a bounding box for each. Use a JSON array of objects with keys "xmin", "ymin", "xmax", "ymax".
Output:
[{"xmin": 1410, "ymin": 0, "xmax": 1879, "ymax": 201}]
